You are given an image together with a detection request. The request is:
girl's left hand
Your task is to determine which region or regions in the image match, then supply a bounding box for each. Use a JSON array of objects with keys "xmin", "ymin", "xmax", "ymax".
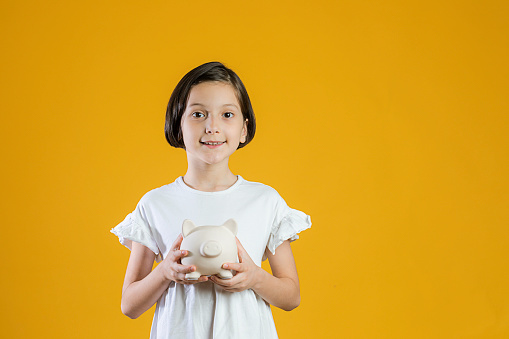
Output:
[{"xmin": 210, "ymin": 238, "xmax": 261, "ymax": 293}]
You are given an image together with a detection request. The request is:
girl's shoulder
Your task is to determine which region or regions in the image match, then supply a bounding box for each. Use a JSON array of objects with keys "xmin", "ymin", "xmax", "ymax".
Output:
[
  {"xmin": 137, "ymin": 180, "xmax": 179, "ymax": 205},
  {"xmin": 238, "ymin": 177, "xmax": 283, "ymax": 200}
]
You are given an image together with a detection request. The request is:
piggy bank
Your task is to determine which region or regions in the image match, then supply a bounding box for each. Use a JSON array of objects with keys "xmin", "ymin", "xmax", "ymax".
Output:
[{"xmin": 180, "ymin": 219, "xmax": 238, "ymax": 280}]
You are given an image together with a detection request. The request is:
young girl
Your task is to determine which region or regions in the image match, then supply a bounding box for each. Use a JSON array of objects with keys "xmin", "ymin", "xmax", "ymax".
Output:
[{"xmin": 111, "ymin": 62, "xmax": 311, "ymax": 338}]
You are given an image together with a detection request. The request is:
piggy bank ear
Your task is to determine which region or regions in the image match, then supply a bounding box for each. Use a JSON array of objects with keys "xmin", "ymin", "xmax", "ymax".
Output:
[
  {"xmin": 182, "ymin": 219, "xmax": 196, "ymax": 237},
  {"xmin": 223, "ymin": 219, "xmax": 238, "ymax": 236}
]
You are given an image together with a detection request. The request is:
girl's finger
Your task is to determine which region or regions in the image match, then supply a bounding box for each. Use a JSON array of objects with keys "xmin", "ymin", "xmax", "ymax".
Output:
[
  {"xmin": 174, "ymin": 264, "xmax": 195, "ymax": 274},
  {"xmin": 211, "ymin": 275, "xmax": 237, "ymax": 286},
  {"xmin": 210, "ymin": 276, "xmax": 226, "ymax": 286},
  {"xmin": 222, "ymin": 262, "xmax": 242, "ymax": 272},
  {"xmin": 170, "ymin": 234, "xmax": 184, "ymax": 251},
  {"xmin": 235, "ymin": 237, "xmax": 246, "ymax": 252},
  {"xmin": 173, "ymin": 250, "xmax": 188, "ymax": 260},
  {"xmin": 183, "ymin": 265, "xmax": 196, "ymax": 273},
  {"xmin": 235, "ymin": 238, "xmax": 247, "ymax": 262}
]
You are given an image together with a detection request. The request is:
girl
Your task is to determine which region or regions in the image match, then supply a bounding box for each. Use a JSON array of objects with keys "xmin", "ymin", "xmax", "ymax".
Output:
[{"xmin": 111, "ymin": 62, "xmax": 311, "ymax": 338}]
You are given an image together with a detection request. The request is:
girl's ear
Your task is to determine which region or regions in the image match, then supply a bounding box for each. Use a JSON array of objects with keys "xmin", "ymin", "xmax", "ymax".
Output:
[{"xmin": 240, "ymin": 119, "xmax": 248, "ymax": 143}]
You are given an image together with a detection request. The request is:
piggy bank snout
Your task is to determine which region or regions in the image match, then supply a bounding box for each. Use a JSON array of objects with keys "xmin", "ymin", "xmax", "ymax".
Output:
[{"xmin": 200, "ymin": 241, "xmax": 222, "ymax": 257}]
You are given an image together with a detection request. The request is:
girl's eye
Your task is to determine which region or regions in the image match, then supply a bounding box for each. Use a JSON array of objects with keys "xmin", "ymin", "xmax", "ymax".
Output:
[
  {"xmin": 192, "ymin": 112, "xmax": 205, "ymax": 118},
  {"xmin": 223, "ymin": 112, "xmax": 234, "ymax": 118}
]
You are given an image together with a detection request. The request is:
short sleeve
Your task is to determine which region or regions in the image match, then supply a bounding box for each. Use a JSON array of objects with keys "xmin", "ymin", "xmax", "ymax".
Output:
[
  {"xmin": 110, "ymin": 210, "xmax": 162, "ymax": 262},
  {"xmin": 266, "ymin": 202, "xmax": 311, "ymax": 256}
]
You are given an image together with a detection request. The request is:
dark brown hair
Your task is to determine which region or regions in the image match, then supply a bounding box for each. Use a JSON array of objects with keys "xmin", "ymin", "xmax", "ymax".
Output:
[{"xmin": 165, "ymin": 62, "xmax": 256, "ymax": 149}]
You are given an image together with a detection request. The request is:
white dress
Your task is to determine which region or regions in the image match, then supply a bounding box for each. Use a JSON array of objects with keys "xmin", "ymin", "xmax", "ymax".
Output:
[{"xmin": 111, "ymin": 176, "xmax": 311, "ymax": 339}]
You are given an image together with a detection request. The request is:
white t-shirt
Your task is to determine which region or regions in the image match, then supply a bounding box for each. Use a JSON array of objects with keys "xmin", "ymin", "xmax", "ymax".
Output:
[{"xmin": 111, "ymin": 176, "xmax": 311, "ymax": 339}]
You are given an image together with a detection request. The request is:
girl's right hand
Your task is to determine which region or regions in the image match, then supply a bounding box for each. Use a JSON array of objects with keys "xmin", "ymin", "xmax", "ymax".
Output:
[{"xmin": 160, "ymin": 234, "xmax": 209, "ymax": 284}]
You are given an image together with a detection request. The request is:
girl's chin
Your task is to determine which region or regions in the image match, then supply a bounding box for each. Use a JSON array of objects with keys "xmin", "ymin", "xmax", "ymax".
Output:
[{"xmin": 186, "ymin": 148, "xmax": 237, "ymax": 166}]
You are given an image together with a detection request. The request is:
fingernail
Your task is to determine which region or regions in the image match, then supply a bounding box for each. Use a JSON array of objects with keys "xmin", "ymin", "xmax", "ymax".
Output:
[
  {"xmin": 223, "ymin": 264, "xmax": 228, "ymax": 269},
  {"xmin": 181, "ymin": 250, "xmax": 186, "ymax": 255}
]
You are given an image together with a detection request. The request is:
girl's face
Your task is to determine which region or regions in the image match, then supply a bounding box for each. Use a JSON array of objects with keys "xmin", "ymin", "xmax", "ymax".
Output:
[{"xmin": 181, "ymin": 81, "xmax": 247, "ymax": 167}]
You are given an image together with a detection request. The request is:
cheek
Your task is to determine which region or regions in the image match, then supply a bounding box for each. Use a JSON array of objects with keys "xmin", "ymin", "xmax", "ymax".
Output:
[
  {"xmin": 181, "ymin": 125, "xmax": 193, "ymax": 146},
  {"xmin": 181, "ymin": 121, "xmax": 194, "ymax": 137}
]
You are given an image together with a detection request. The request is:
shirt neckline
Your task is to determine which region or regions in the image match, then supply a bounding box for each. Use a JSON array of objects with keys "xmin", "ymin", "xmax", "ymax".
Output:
[{"xmin": 175, "ymin": 175, "xmax": 244, "ymax": 195}]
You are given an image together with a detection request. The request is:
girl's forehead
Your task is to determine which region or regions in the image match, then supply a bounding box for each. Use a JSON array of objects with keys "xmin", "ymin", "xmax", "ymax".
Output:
[{"xmin": 187, "ymin": 82, "xmax": 240, "ymax": 108}]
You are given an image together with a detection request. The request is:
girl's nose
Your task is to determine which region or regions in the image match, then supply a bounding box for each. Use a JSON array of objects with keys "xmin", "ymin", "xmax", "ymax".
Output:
[
  {"xmin": 205, "ymin": 116, "xmax": 220, "ymax": 134},
  {"xmin": 205, "ymin": 126, "xmax": 219, "ymax": 134}
]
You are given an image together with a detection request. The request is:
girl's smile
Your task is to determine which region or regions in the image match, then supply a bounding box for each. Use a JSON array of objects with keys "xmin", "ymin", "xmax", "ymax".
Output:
[
  {"xmin": 200, "ymin": 140, "xmax": 226, "ymax": 148},
  {"xmin": 181, "ymin": 81, "xmax": 247, "ymax": 167}
]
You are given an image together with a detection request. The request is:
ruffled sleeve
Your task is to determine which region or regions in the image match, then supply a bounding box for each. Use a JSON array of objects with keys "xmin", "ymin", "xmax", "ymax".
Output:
[
  {"xmin": 266, "ymin": 205, "xmax": 311, "ymax": 256},
  {"xmin": 110, "ymin": 211, "xmax": 162, "ymax": 262}
]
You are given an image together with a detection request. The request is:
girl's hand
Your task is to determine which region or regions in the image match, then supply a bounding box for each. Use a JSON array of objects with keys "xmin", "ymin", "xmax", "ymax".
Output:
[
  {"xmin": 210, "ymin": 238, "xmax": 261, "ymax": 292},
  {"xmin": 160, "ymin": 234, "xmax": 209, "ymax": 285}
]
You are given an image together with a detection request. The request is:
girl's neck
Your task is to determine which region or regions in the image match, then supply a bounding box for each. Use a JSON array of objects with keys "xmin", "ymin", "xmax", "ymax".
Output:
[{"xmin": 183, "ymin": 165, "xmax": 238, "ymax": 192}]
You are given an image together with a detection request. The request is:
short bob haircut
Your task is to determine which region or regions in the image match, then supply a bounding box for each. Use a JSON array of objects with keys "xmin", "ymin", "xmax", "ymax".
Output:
[{"xmin": 165, "ymin": 62, "xmax": 256, "ymax": 149}]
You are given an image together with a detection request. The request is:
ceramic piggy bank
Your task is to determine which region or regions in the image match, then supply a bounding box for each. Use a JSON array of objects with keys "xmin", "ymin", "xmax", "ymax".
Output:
[{"xmin": 180, "ymin": 219, "xmax": 238, "ymax": 280}]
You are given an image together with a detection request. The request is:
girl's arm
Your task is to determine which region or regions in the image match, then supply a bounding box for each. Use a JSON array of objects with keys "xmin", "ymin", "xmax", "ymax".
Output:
[
  {"xmin": 210, "ymin": 239, "xmax": 300, "ymax": 311},
  {"xmin": 121, "ymin": 234, "xmax": 208, "ymax": 319}
]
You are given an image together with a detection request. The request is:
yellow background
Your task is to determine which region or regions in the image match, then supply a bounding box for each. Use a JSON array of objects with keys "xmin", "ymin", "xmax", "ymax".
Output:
[{"xmin": 1, "ymin": 1, "xmax": 508, "ymax": 338}]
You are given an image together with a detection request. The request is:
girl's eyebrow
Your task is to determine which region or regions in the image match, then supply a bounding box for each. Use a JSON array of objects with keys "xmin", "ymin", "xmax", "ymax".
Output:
[{"xmin": 189, "ymin": 103, "xmax": 239, "ymax": 109}]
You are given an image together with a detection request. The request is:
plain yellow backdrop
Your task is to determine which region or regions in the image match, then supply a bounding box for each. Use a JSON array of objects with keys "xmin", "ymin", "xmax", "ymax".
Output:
[{"xmin": 1, "ymin": 0, "xmax": 508, "ymax": 338}]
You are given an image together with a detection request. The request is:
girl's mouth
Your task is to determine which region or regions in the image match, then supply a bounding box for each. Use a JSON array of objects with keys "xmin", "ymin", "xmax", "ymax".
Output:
[{"xmin": 200, "ymin": 141, "xmax": 226, "ymax": 148}]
